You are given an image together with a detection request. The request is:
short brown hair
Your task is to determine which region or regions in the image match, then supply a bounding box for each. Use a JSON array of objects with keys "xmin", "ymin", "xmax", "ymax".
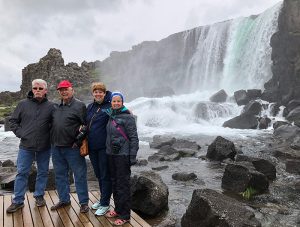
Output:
[{"xmin": 91, "ymin": 82, "xmax": 106, "ymax": 93}]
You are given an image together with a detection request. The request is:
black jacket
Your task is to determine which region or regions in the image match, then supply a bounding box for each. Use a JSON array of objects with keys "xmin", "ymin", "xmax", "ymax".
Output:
[
  {"xmin": 106, "ymin": 107, "xmax": 139, "ymax": 164},
  {"xmin": 9, "ymin": 91, "xmax": 55, "ymax": 152},
  {"xmin": 51, "ymin": 97, "xmax": 86, "ymax": 147}
]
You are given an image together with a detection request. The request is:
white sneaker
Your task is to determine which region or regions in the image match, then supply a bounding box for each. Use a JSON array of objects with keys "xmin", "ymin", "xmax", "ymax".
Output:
[
  {"xmin": 95, "ymin": 206, "xmax": 109, "ymax": 216},
  {"xmin": 91, "ymin": 202, "xmax": 101, "ymax": 210}
]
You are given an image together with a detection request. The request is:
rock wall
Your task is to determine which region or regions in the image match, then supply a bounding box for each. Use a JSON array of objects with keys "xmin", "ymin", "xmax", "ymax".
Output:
[
  {"xmin": 264, "ymin": 0, "xmax": 300, "ymax": 105},
  {"xmin": 20, "ymin": 48, "xmax": 100, "ymax": 102}
]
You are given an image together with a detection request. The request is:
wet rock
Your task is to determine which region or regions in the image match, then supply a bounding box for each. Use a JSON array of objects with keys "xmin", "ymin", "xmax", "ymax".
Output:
[
  {"xmin": 4, "ymin": 116, "xmax": 12, "ymax": 131},
  {"xmin": 247, "ymin": 89, "xmax": 262, "ymax": 100},
  {"xmin": 236, "ymin": 155, "xmax": 276, "ymax": 180},
  {"xmin": 172, "ymin": 172, "xmax": 197, "ymax": 181},
  {"xmin": 156, "ymin": 216, "xmax": 176, "ymax": 227},
  {"xmin": 295, "ymin": 181, "xmax": 300, "ymax": 192},
  {"xmin": 209, "ymin": 89, "xmax": 227, "ymax": 103},
  {"xmin": 286, "ymin": 106, "xmax": 300, "ymax": 126},
  {"xmin": 243, "ymin": 101, "xmax": 262, "ymax": 116},
  {"xmin": 2, "ymin": 159, "xmax": 15, "ymax": 167},
  {"xmin": 273, "ymin": 121, "xmax": 289, "ymax": 130},
  {"xmin": 131, "ymin": 171, "xmax": 169, "ymax": 217},
  {"xmin": 0, "ymin": 166, "xmax": 17, "ymax": 189},
  {"xmin": 234, "ymin": 90, "xmax": 249, "ymax": 106},
  {"xmin": 290, "ymin": 136, "xmax": 300, "ymax": 150},
  {"xmin": 285, "ymin": 160, "xmax": 300, "ymax": 174},
  {"xmin": 274, "ymin": 125, "xmax": 300, "ymax": 140},
  {"xmin": 287, "ymin": 99, "xmax": 300, "ymax": 112},
  {"xmin": 223, "ymin": 113, "xmax": 258, "ymax": 129},
  {"xmin": 181, "ymin": 188, "xmax": 261, "ymax": 227},
  {"xmin": 135, "ymin": 159, "xmax": 148, "ymax": 166},
  {"xmin": 222, "ymin": 163, "xmax": 269, "ymax": 193},
  {"xmin": 172, "ymin": 139, "xmax": 200, "ymax": 151},
  {"xmin": 258, "ymin": 116, "xmax": 271, "ymax": 129},
  {"xmin": 206, "ymin": 136, "xmax": 236, "ymax": 161},
  {"xmin": 28, "ymin": 167, "xmax": 74, "ymax": 191},
  {"xmin": 152, "ymin": 165, "xmax": 169, "ymax": 171},
  {"xmin": 150, "ymin": 135, "xmax": 176, "ymax": 149}
]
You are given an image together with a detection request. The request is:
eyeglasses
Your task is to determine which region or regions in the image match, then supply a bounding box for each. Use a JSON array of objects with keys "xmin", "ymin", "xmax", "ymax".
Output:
[{"xmin": 32, "ymin": 87, "xmax": 44, "ymax": 91}]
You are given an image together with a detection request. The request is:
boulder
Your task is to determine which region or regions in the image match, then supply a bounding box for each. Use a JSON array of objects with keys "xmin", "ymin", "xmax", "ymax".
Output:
[
  {"xmin": 274, "ymin": 125, "xmax": 300, "ymax": 140},
  {"xmin": 286, "ymin": 106, "xmax": 300, "ymax": 126},
  {"xmin": 234, "ymin": 90, "xmax": 249, "ymax": 106},
  {"xmin": 243, "ymin": 101, "xmax": 262, "ymax": 116},
  {"xmin": 222, "ymin": 114, "xmax": 258, "ymax": 129},
  {"xmin": 0, "ymin": 166, "xmax": 17, "ymax": 189},
  {"xmin": 273, "ymin": 121, "xmax": 289, "ymax": 130},
  {"xmin": 247, "ymin": 89, "xmax": 262, "ymax": 100},
  {"xmin": 171, "ymin": 139, "xmax": 200, "ymax": 157},
  {"xmin": 285, "ymin": 160, "xmax": 300, "ymax": 174},
  {"xmin": 131, "ymin": 171, "xmax": 169, "ymax": 216},
  {"xmin": 221, "ymin": 163, "xmax": 269, "ymax": 193},
  {"xmin": 206, "ymin": 136, "xmax": 236, "ymax": 161},
  {"xmin": 181, "ymin": 189, "xmax": 261, "ymax": 227},
  {"xmin": 135, "ymin": 159, "xmax": 148, "ymax": 166},
  {"xmin": 236, "ymin": 155, "xmax": 276, "ymax": 180},
  {"xmin": 2, "ymin": 159, "xmax": 15, "ymax": 167},
  {"xmin": 150, "ymin": 135, "xmax": 176, "ymax": 149},
  {"xmin": 209, "ymin": 89, "xmax": 227, "ymax": 103},
  {"xmin": 287, "ymin": 99, "xmax": 300, "ymax": 112},
  {"xmin": 258, "ymin": 116, "xmax": 271, "ymax": 129},
  {"xmin": 152, "ymin": 165, "xmax": 169, "ymax": 171},
  {"xmin": 172, "ymin": 172, "xmax": 197, "ymax": 181}
]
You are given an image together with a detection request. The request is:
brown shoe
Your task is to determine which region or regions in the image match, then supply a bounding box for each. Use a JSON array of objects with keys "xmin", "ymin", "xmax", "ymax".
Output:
[
  {"xmin": 35, "ymin": 196, "xmax": 46, "ymax": 207},
  {"xmin": 50, "ymin": 201, "xmax": 71, "ymax": 210},
  {"xmin": 80, "ymin": 204, "xmax": 89, "ymax": 213},
  {"xmin": 6, "ymin": 203, "xmax": 24, "ymax": 213}
]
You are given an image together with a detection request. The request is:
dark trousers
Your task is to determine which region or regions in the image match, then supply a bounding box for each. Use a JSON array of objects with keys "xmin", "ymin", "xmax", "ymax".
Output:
[
  {"xmin": 89, "ymin": 148, "xmax": 112, "ymax": 206},
  {"xmin": 108, "ymin": 155, "xmax": 131, "ymax": 220}
]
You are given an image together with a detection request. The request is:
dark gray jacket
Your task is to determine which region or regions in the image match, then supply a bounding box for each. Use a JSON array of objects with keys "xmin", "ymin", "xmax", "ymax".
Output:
[
  {"xmin": 51, "ymin": 97, "xmax": 86, "ymax": 147},
  {"xmin": 106, "ymin": 109, "xmax": 139, "ymax": 164},
  {"xmin": 9, "ymin": 92, "xmax": 55, "ymax": 152}
]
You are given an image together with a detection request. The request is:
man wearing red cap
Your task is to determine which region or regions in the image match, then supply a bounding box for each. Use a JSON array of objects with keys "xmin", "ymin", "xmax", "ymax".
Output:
[{"xmin": 50, "ymin": 80, "xmax": 89, "ymax": 213}]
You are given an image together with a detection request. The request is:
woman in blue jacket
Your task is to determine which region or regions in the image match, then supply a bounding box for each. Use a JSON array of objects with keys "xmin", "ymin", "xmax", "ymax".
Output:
[
  {"xmin": 86, "ymin": 82, "xmax": 112, "ymax": 216},
  {"xmin": 104, "ymin": 92, "xmax": 139, "ymax": 226}
]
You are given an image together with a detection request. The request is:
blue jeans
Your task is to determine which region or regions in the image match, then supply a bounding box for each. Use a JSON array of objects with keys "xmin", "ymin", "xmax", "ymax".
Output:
[
  {"xmin": 13, "ymin": 148, "xmax": 51, "ymax": 204},
  {"xmin": 89, "ymin": 148, "xmax": 112, "ymax": 206},
  {"xmin": 51, "ymin": 146, "xmax": 89, "ymax": 205}
]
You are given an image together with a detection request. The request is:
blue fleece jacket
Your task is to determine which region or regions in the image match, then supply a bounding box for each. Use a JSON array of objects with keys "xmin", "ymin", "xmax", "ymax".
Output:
[{"xmin": 86, "ymin": 91, "xmax": 112, "ymax": 150}]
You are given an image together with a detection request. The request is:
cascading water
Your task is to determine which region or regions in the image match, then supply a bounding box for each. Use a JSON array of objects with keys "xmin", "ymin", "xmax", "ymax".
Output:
[{"xmin": 182, "ymin": 3, "xmax": 281, "ymax": 93}]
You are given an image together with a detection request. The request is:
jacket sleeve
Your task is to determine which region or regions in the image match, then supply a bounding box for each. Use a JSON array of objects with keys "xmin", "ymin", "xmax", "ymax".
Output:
[
  {"xmin": 124, "ymin": 115, "xmax": 139, "ymax": 163},
  {"xmin": 74, "ymin": 103, "xmax": 87, "ymax": 147},
  {"xmin": 9, "ymin": 103, "xmax": 23, "ymax": 138}
]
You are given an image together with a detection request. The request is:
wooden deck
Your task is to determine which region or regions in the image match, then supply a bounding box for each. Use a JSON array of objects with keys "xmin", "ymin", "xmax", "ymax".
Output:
[{"xmin": 0, "ymin": 190, "xmax": 151, "ymax": 227}]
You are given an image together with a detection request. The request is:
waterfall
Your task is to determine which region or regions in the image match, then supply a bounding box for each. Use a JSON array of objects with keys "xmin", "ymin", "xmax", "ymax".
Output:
[{"xmin": 182, "ymin": 3, "xmax": 281, "ymax": 94}]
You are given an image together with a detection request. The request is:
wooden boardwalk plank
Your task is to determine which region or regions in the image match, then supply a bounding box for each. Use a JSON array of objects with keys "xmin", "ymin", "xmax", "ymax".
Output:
[
  {"xmin": 22, "ymin": 192, "xmax": 34, "ymax": 227},
  {"xmin": 92, "ymin": 191, "xmax": 151, "ymax": 227},
  {"xmin": 1, "ymin": 190, "xmax": 150, "ymax": 227},
  {"xmin": 44, "ymin": 191, "xmax": 64, "ymax": 227},
  {"xmin": 70, "ymin": 192, "xmax": 106, "ymax": 227},
  {"xmin": 27, "ymin": 193, "xmax": 44, "ymax": 227},
  {"xmin": 48, "ymin": 190, "xmax": 74, "ymax": 227},
  {"xmin": 3, "ymin": 195, "xmax": 14, "ymax": 227}
]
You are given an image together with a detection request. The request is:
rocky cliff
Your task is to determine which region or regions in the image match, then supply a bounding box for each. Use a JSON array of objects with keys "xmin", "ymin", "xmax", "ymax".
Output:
[
  {"xmin": 264, "ymin": 0, "xmax": 300, "ymax": 104},
  {"xmin": 20, "ymin": 48, "xmax": 100, "ymax": 101}
]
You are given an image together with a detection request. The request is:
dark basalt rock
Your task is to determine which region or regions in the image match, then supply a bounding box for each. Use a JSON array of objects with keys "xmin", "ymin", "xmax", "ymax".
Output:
[
  {"xmin": 181, "ymin": 189, "xmax": 261, "ymax": 227},
  {"xmin": 209, "ymin": 89, "xmax": 228, "ymax": 103},
  {"xmin": 172, "ymin": 172, "xmax": 197, "ymax": 181},
  {"xmin": 223, "ymin": 113, "xmax": 258, "ymax": 129},
  {"xmin": 234, "ymin": 89, "xmax": 249, "ymax": 106},
  {"xmin": 206, "ymin": 136, "xmax": 236, "ymax": 161}
]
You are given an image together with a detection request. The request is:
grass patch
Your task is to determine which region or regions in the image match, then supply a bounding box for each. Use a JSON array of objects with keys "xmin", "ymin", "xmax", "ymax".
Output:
[{"xmin": 240, "ymin": 187, "xmax": 257, "ymax": 200}]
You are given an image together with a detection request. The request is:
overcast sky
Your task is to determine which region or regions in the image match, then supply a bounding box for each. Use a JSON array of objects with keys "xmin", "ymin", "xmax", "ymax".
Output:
[{"xmin": 0, "ymin": 0, "xmax": 281, "ymax": 92}]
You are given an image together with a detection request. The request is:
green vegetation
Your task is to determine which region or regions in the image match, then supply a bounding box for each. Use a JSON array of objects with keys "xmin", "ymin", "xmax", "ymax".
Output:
[
  {"xmin": 0, "ymin": 105, "xmax": 15, "ymax": 119},
  {"xmin": 240, "ymin": 187, "xmax": 257, "ymax": 200}
]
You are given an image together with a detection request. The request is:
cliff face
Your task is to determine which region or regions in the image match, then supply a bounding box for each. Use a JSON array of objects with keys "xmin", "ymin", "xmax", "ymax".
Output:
[
  {"xmin": 98, "ymin": 5, "xmax": 280, "ymax": 100},
  {"xmin": 20, "ymin": 48, "xmax": 99, "ymax": 101},
  {"xmin": 265, "ymin": 0, "xmax": 300, "ymax": 104}
]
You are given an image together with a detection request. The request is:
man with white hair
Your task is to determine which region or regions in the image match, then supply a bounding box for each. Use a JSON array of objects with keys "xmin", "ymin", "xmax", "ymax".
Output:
[{"xmin": 7, "ymin": 79, "xmax": 55, "ymax": 213}]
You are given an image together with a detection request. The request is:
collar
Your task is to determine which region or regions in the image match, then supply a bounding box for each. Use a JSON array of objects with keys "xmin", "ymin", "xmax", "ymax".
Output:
[{"xmin": 60, "ymin": 96, "xmax": 75, "ymax": 106}]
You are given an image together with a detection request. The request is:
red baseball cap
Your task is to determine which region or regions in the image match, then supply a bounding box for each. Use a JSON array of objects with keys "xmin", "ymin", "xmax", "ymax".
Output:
[{"xmin": 57, "ymin": 80, "xmax": 72, "ymax": 90}]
